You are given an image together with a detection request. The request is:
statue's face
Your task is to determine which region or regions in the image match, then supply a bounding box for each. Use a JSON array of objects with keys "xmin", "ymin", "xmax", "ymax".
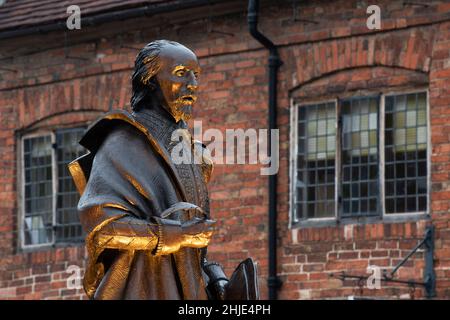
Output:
[{"xmin": 156, "ymin": 44, "xmax": 200, "ymax": 122}]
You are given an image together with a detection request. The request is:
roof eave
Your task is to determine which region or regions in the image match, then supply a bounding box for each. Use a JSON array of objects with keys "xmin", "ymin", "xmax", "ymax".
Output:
[{"xmin": 0, "ymin": 0, "xmax": 220, "ymax": 41}]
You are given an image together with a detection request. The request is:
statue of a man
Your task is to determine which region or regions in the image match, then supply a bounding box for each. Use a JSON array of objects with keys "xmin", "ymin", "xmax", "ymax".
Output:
[{"xmin": 69, "ymin": 40, "xmax": 258, "ymax": 300}]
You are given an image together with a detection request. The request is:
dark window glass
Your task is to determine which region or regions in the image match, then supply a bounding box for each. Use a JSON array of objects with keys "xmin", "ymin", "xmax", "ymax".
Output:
[
  {"xmin": 23, "ymin": 135, "xmax": 54, "ymax": 245},
  {"xmin": 294, "ymin": 91, "xmax": 428, "ymax": 223},
  {"xmin": 384, "ymin": 92, "xmax": 427, "ymax": 214},
  {"xmin": 22, "ymin": 128, "xmax": 85, "ymax": 247},
  {"xmin": 297, "ymin": 102, "xmax": 336, "ymax": 219},
  {"xmin": 55, "ymin": 128, "xmax": 85, "ymax": 243},
  {"xmin": 341, "ymin": 97, "xmax": 379, "ymax": 217}
]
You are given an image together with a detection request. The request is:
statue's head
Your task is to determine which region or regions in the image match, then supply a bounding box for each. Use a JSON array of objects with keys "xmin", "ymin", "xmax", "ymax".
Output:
[{"xmin": 131, "ymin": 40, "xmax": 200, "ymax": 123}]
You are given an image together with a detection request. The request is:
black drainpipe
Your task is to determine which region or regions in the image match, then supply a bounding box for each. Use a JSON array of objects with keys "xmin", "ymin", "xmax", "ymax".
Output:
[{"xmin": 247, "ymin": 0, "xmax": 282, "ymax": 300}]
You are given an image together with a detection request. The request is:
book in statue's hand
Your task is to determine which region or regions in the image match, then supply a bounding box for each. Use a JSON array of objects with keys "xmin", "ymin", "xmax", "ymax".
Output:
[{"xmin": 224, "ymin": 258, "xmax": 260, "ymax": 300}]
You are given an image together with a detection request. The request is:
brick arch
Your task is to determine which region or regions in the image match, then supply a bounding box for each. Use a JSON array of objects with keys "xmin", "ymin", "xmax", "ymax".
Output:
[
  {"xmin": 287, "ymin": 26, "xmax": 435, "ymax": 92},
  {"xmin": 20, "ymin": 109, "xmax": 104, "ymax": 133},
  {"xmin": 16, "ymin": 71, "xmax": 130, "ymax": 129},
  {"xmin": 289, "ymin": 65, "xmax": 429, "ymax": 101}
]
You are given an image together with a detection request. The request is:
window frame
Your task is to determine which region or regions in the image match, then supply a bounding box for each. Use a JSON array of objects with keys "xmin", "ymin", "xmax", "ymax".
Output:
[
  {"xmin": 54, "ymin": 127, "xmax": 86, "ymax": 244},
  {"xmin": 338, "ymin": 94, "xmax": 381, "ymax": 219},
  {"xmin": 380, "ymin": 88, "xmax": 431, "ymax": 221},
  {"xmin": 290, "ymin": 88, "xmax": 431, "ymax": 228},
  {"xmin": 19, "ymin": 131, "xmax": 57, "ymax": 249},
  {"xmin": 18, "ymin": 128, "xmax": 85, "ymax": 250},
  {"xmin": 290, "ymin": 98, "xmax": 339, "ymax": 227}
]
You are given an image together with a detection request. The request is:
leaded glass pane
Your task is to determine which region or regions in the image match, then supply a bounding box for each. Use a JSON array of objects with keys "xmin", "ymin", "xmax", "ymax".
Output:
[
  {"xmin": 23, "ymin": 135, "xmax": 53, "ymax": 245},
  {"xmin": 296, "ymin": 102, "xmax": 336, "ymax": 219},
  {"xmin": 385, "ymin": 92, "xmax": 427, "ymax": 214},
  {"xmin": 55, "ymin": 128, "xmax": 85, "ymax": 243},
  {"xmin": 341, "ymin": 97, "xmax": 379, "ymax": 217}
]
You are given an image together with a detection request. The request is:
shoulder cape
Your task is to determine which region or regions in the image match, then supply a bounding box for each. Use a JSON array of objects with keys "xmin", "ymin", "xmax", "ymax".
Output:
[{"xmin": 68, "ymin": 110, "xmax": 209, "ymax": 299}]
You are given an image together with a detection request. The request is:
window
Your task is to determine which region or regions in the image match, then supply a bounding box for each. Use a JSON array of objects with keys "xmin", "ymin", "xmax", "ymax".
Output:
[
  {"xmin": 384, "ymin": 93, "xmax": 428, "ymax": 214},
  {"xmin": 296, "ymin": 102, "xmax": 336, "ymax": 219},
  {"xmin": 292, "ymin": 91, "xmax": 429, "ymax": 224},
  {"xmin": 341, "ymin": 97, "xmax": 379, "ymax": 217},
  {"xmin": 21, "ymin": 128, "xmax": 85, "ymax": 248}
]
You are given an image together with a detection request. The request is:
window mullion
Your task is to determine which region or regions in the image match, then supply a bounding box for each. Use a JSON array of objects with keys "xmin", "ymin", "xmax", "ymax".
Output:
[
  {"xmin": 20, "ymin": 137, "xmax": 26, "ymax": 249},
  {"xmin": 380, "ymin": 94, "xmax": 386, "ymax": 217},
  {"xmin": 426, "ymin": 89, "xmax": 431, "ymax": 216},
  {"xmin": 291, "ymin": 102, "xmax": 299, "ymax": 225},
  {"xmin": 21, "ymin": 132, "xmax": 54, "ymax": 248},
  {"xmin": 336, "ymin": 97, "xmax": 341, "ymax": 223},
  {"xmin": 51, "ymin": 131, "xmax": 57, "ymax": 246},
  {"xmin": 54, "ymin": 127, "xmax": 86, "ymax": 243}
]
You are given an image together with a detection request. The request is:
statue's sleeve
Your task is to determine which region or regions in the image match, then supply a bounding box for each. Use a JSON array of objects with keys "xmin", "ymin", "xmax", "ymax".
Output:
[
  {"xmin": 84, "ymin": 207, "xmax": 183, "ymax": 255},
  {"xmin": 77, "ymin": 124, "xmax": 185, "ymax": 256}
]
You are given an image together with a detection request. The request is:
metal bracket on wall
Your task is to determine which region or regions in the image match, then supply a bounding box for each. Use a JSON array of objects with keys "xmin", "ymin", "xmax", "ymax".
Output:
[{"xmin": 330, "ymin": 225, "xmax": 436, "ymax": 299}]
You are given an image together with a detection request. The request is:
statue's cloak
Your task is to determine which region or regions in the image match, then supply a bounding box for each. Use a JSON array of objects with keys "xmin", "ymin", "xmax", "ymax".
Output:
[{"xmin": 69, "ymin": 108, "xmax": 211, "ymax": 300}]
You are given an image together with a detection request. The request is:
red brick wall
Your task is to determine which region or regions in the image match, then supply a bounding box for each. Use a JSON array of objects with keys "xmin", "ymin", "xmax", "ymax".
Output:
[
  {"xmin": 0, "ymin": 0, "xmax": 449, "ymax": 299},
  {"xmin": 281, "ymin": 63, "xmax": 431, "ymax": 299}
]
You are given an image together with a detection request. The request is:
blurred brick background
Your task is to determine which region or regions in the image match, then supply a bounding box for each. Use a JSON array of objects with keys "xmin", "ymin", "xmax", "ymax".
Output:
[{"xmin": 0, "ymin": 0, "xmax": 449, "ymax": 299}]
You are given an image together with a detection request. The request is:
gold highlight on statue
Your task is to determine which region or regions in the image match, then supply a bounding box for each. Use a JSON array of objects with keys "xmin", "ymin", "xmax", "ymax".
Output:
[{"xmin": 69, "ymin": 40, "xmax": 259, "ymax": 300}]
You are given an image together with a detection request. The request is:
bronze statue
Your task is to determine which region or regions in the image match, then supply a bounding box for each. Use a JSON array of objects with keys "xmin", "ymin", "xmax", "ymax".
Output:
[{"xmin": 69, "ymin": 40, "xmax": 258, "ymax": 300}]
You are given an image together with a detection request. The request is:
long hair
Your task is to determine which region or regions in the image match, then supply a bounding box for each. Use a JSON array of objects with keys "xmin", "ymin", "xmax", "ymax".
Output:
[{"xmin": 130, "ymin": 40, "xmax": 180, "ymax": 111}]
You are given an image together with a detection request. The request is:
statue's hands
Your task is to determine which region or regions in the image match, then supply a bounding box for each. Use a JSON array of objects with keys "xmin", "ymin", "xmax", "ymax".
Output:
[
  {"xmin": 181, "ymin": 217, "xmax": 216, "ymax": 248},
  {"xmin": 213, "ymin": 279, "xmax": 229, "ymax": 300}
]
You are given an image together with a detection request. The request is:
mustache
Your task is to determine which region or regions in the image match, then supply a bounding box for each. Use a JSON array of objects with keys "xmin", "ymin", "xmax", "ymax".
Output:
[{"xmin": 177, "ymin": 94, "xmax": 197, "ymax": 103}]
